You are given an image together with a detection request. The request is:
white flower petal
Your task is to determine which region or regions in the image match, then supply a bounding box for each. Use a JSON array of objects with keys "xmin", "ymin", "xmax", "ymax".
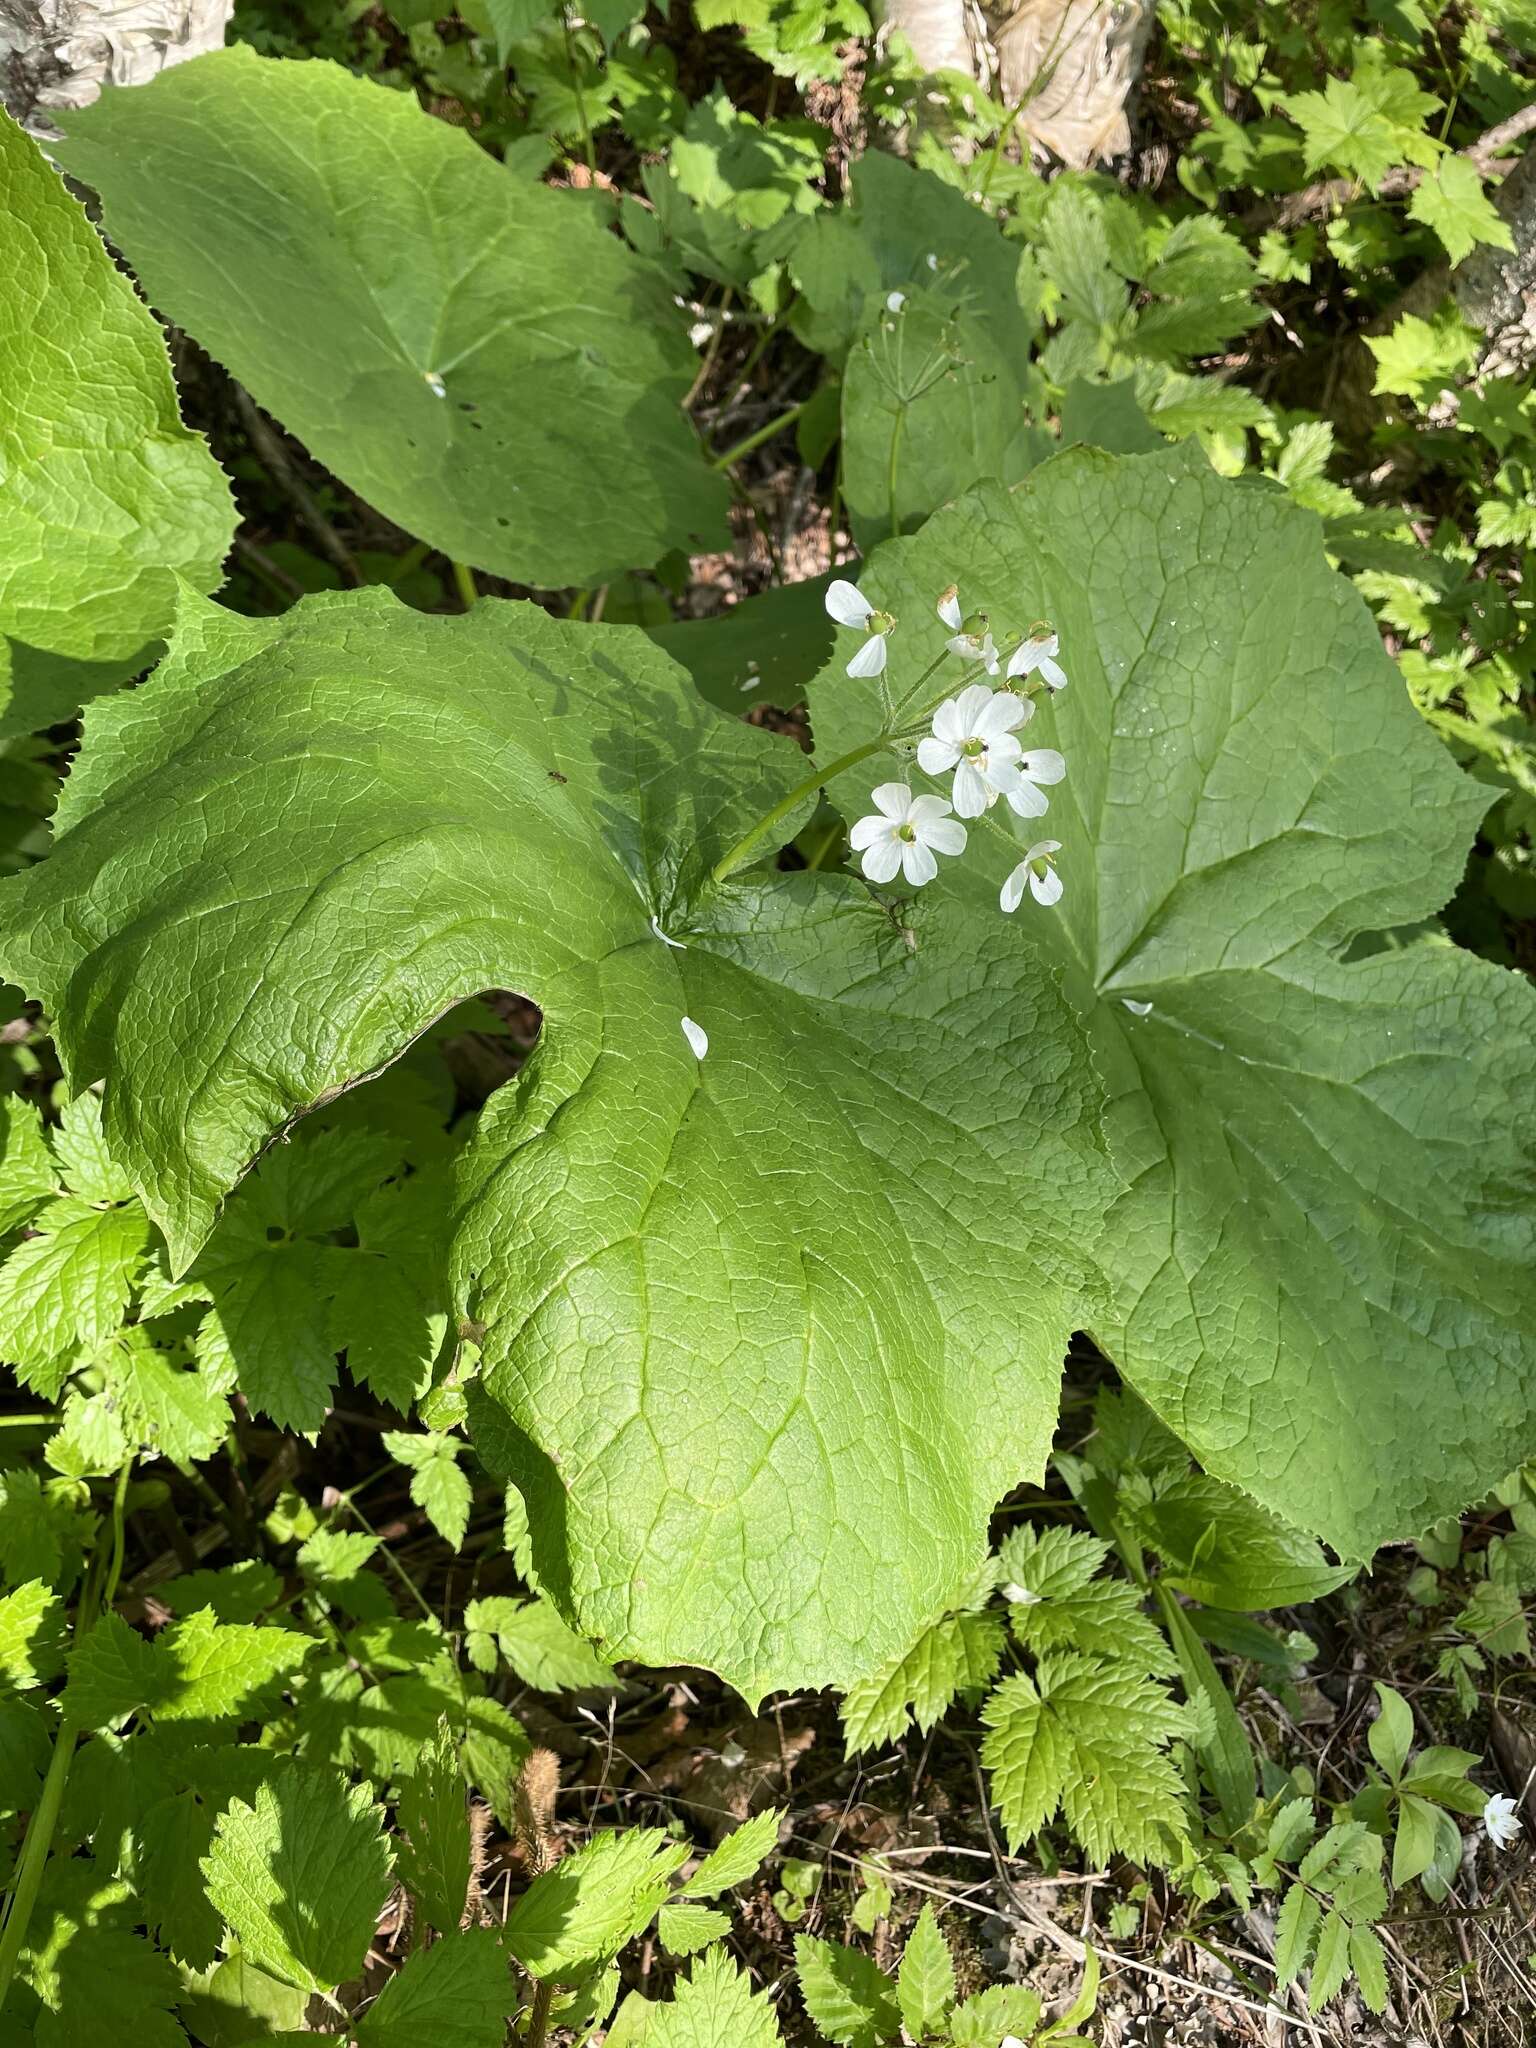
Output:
[
  {"xmin": 1020, "ymin": 747, "xmax": 1067, "ymax": 783},
  {"xmin": 860, "ymin": 837, "xmax": 904, "ymax": 885},
  {"xmin": 951, "ymin": 761, "xmax": 990, "ymax": 818},
  {"xmin": 846, "ymin": 632, "xmax": 888, "ymax": 678},
  {"xmin": 906, "ymin": 793, "xmax": 956, "ymax": 825},
  {"xmin": 916, "ymin": 736, "xmax": 958, "ymax": 775},
  {"xmin": 937, "ymin": 589, "xmax": 963, "ymax": 631},
  {"xmin": 1031, "ymin": 864, "xmax": 1064, "ymax": 906},
  {"xmin": 825, "ymin": 577, "xmax": 874, "ymax": 628},
  {"xmin": 1040, "ymin": 655, "xmax": 1068, "ymax": 691},
  {"xmin": 901, "ymin": 838, "xmax": 939, "ymax": 887},
  {"xmin": 848, "ymin": 814, "xmax": 888, "ymax": 851},
  {"xmin": 1122, "ymin": 998, "xmax": 1153, "ymax": 1017},
  {"xmin": 1484, "ymin": 1792, "xmax": 1521, "ymax": 1848},
  {"xmin": 923, "ymin": 816, "xmax": 967, "ymax": 857},
  {"xmin": 974, "ymin": 691, "xmax": 1027, "ymax": 741},
  {"xmin": 681, "ymin": 1015, "xmax": 708, "ymax": 1059},
  {"xmin": 870, "ymin": 781, "xmax": 912, "ymax": 820},
  {"xmin": 1004, "ymin": 781, "xmax": 1049, "ymax": 818},
  {"xmin": 1000, "ymin": 863, "xmax": 1027, "ymax": 913},
  {"xmin": 986, "ymin": 732, "xmax": 1024, "ymax": 770},
  {"xmin": 930, "ymin": 699, "xmax": 967, "ymax": 748},
  {"xmin": 886, "ymin": 289, "xmax": 906, "ymax": 313},
  {"xmin": 985, "ymin": 756, "xmax": 1024, "ymax": 796},
  {"xmin": 945, "ymin": 633, "xmax": 976, "ymax": 660},
  {"xmin": 650, "ymin": 914, "xmax": 687, "ymax": 949},
  {"xmin": 979, "ymin": 634, "xmax": 1000, "ymax": 675},
  {"xmin": 1026, "ymin": 838, "xmax": 1062, "ymax": 862},
  {"xmin": 1007, "ymin": 639, "xmax": 1042, "ymax": 679},
  {"xmin": 954, "ymin": 682, "xmax": 995, "ymax": 728}
]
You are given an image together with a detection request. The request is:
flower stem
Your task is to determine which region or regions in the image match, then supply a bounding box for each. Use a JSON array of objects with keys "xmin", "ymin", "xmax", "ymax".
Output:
[
  {"xmin": 710, "ymin": 399, "xmax": 810, "ymax": 473},
  {"xmin": 712, "ymin": 736, "xmax": 891, "ymax": 884},
  {"xmin": 710, "ymin": 657, "xmax": 989, "ymax": 885},
  {"xmin": 886, "ymin": 409, "xmax": 904, "ymax": 542},
  {"xmin": 451, "ymin": 560, "xmax": 478, "ymax": 612}
]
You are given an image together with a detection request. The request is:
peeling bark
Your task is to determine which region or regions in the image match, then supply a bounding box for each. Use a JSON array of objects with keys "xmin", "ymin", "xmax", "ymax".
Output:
[{"xmin": 1, "ymin": 0, "xmax": 231, "ymax": 134}]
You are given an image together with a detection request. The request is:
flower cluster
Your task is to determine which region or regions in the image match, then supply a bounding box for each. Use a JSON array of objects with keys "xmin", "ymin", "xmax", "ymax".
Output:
[{"xmin": 826, "ymin": 581, "xmax": 1071, "ymax": 916}]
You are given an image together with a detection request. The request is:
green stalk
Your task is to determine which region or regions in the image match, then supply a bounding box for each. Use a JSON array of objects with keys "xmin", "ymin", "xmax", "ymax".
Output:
[
  {"xmin": 709, "ymin": 399, "xmax": 810, "ymax": 473},
  {"xmin": 886, "ymin": 408, "xmax": 904, "ymax": 542},
  {"xmin": 710, "ymin": 654, "xmax": 986, "ymax": 885},
  {"xmin": 0, "ymin": 1716, "xmax": 78, "ymax": 2004},
  {"xmin": 451, "ymin": 561, "xmax": 478, "ymax": 612},
  {"xmin": 561, "ymin": 11, "xmax": 597, "ymax": 179},
  {"xmin": 0, "ymin": 1462, "xmax": 132, "ymax": 2009}
]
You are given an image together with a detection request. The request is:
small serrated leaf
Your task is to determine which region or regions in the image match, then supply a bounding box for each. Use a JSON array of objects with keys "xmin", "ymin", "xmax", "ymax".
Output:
[
  {"xmin": 896, "ymin": 1903, "xmax": 955, "ymax": 2040},
  {"xmin": 793, "ymin": 1934, "xmax": 900, "ymax": 2047},
  {"xmin": 657, "ymin": 1902, "xmax": 731, "ymax": 1956},
  {"xmin": 1307, "ymin": 1908, "xmax": 1351, "ymax": 2011},
  {"xmin": 202, "ymin": 1767, "xmax": 393, "ymax": 1994},
  {"xmin": 357, "ymin": 1927, "xmax": 517, "ymax": 2048},
  {"xmin": 397, "ymin": 1722, "xmax": 472, "ymax": 1938},
  {"xmin": 678, "ymin": 1806, "xmax": 783, "ymax": 1899},
  {"xmin": 1273, "ymin": 1881, "xmax": 1320, "ymax": 1986}
]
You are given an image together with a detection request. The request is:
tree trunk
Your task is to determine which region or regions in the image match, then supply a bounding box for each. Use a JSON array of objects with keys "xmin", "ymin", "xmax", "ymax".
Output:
[{"xmin": 1, "ymin": 0, "xmax": 231, "ymax": 134}]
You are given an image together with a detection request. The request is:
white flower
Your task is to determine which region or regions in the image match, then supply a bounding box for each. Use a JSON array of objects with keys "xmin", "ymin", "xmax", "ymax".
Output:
[
  {"xmin": 680, "ymin": 1016, "xmax": 708, "ymax": 1059},
  {"xmin": 1008, "ymin": 629, "xmax": 1068, "ymax": 692},
  {"xmin": 937, "ymin": 585, "xmax": 963, "ymax": 632},
  {"xmin": 825, "ymin": 578, "xmax": 891, "ymax": 679},
  {"xmin": 917, "ymin": 684, "xmax": 1029, "ymax": 817},
  {"xmin": 1000, "ymin": 840, "xmax": 1063, "ymax": 912},
  {"xmin": 1484, "ymin": 1792, "xmax": 1520, "ymax": 1849},
  {"xmin": 1001, "ymin": 747, "xmax": 1067, "ymax": 819},
  {"xmin": 946, "ymin": 627, "xmax": 1000, "ymax": 674},
  {"xmin": 849, "ymin": 782, "xmax": 967, "ymax": 887},
  {"xmin": 886, "ymin": 289, "xmax": 907, "ymax": 313}
]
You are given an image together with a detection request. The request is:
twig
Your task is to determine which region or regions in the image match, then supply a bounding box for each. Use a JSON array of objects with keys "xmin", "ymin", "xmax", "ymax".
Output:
[{"xmin": 233, "ymin": 385, "xmax": 360, "ymax": 586}]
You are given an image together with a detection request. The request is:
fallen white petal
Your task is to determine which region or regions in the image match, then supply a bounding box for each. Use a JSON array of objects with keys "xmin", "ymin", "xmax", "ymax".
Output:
[
  {"xmin": 1122, "ymin": 998, "xmax": 1153, "ymax": 1016},
  {"xmin": 680, "ymin": 1016, "xmax": 708, "ymax": 1059},
  {"xmin": 650, "ymin": 915, "xmax": 687, "ymax": 949}
]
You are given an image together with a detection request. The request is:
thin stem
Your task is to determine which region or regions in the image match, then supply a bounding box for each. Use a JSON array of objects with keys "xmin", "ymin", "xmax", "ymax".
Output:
[
  {"xmin": 887, "ymin": 407, "xmax": 904, "ymax": 542},
  {"xmin": 0, "ymin": 1413, "xmax": 57, "ymax": 1429},
  {"xmin": 387, "ymin": 539, "xmax": 433, "ymax": 586},
  {"xmin": 451, "ymin": 560, "xmax": 478, "ymax": 612},
  {"xmin": 710, "ymin": 658, "xmax": 987, "ymax": 885},
  {"xmin": 0, "ymin": 1714, "xmax": 77, "ymax": 2006},
  {"xmin": 526, "ymin": 1978, "xmax": 555, "ymax": 2048},
  {"xmin": 729, "ymin": 292, "xmax": 799, "ymax": 397},
  {"xmin": 561, "ymin": 11, "xmax": 597, "ymax": 178},
  {"xmin": 709, "ymin": 399, "xmax": 810, "ymax": 473},
  {"xmin": 712, "ymin": 736, "xmax": 890, "ymax": 885},
  {"xmin": 0, "ymin": 1460, "xmax": 132, "ymax": 2008},
  {"xmin": 684, "ymin": 289, "xmax": 733, "ymax": 410},
  {"xmin": 343, "ymin": 1495, "xmax": 439, "ymax": 1626}
]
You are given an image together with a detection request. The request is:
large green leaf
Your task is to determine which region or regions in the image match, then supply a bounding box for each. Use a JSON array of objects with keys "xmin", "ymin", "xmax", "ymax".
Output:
[
  {"xmin": 0, "ymin": 586, "xmax": 1108, "ymax": 1696},
  {"xmin": 53, "ymin": 46, "xmax": 728, "ymax": 590},
  {"xmin": 809, "ymin": 446, "xmax": 1536, "ymax": 1558},
  {"xmin": 789, "ymin": 155, "xmax": 1047, "ymax": 542},
  {"xmin": 0, "ymin": 110, "xmax": 232, "ymax": 737}
]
